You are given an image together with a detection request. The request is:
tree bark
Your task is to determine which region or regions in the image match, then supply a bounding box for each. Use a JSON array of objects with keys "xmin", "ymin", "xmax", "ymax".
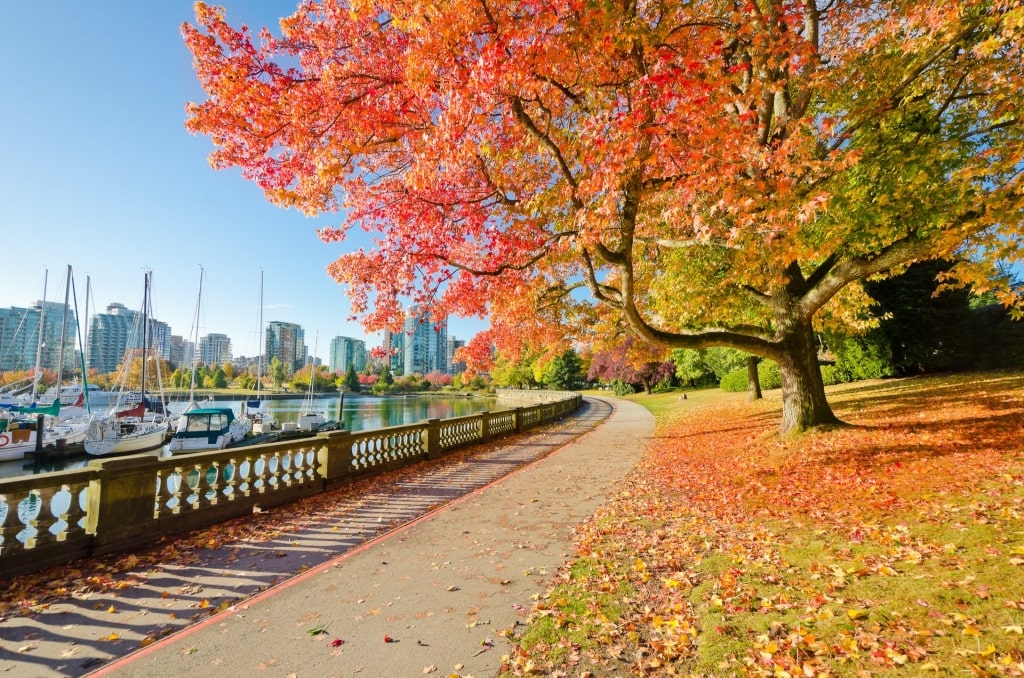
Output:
[
  {"xmin": 746, "ymin": 356, "xmax": 762, "ymax": 400},
  {"xmin": 775, "ymin": 316, "xmax": 841, "ymax": 434}
]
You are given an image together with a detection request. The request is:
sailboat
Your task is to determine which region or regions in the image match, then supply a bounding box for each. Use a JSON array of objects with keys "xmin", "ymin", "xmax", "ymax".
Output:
[
  {"xmin": 164, "ymin": 269, "xmax": 249, "ymax": 454},
  {"xmin": 295, "ymin": 331, "xmax": 327, "ymax": 432},
  {"xmin": 0, "ymin": 399, "xmax": 84, "ymax": 461},
  {"xmin": 244, "ymin": 271, "xmax": 278, "ymax": 434},
  {"xmin": 84, "ymin": 271, "xmax": 169, "ymax": 456},
  {"xmin": 0, "ymin": 267, "xmax": 91, "ymax": 460}
]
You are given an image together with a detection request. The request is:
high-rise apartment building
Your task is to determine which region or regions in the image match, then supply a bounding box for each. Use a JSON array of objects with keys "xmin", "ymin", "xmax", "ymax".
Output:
[
  {"xmin": 265, "ymin": 321, "xmax": 305, "ymax": 374},
  {"xmin": 0, "ymin": 300, "xmax": 76, "ymax": 373},
  {"xmin": 445, "ymin": 336, "xmax": 466, "ymax": 375},
  {"xmin": 382, "ymin": 328, "xmax": 405, "ymax": 374},
  {"xmin": 150, "ymin": 320, "xmax": 172, "ymax": 363},
  {"xmin": 87, "ymin": 303, "xmax": 139, "ymax": 375},
  {"xmin": 87, "ymin": 303, "xmax": 170, "ymax": 375},
  {"xmin": 199, "ymin": 333, "xmax": 232, "ymax": 366},
  {"xmin": 329, "ymin": 336, "xmax": 367, "ymax": 373},
  {"xmin": 402, "ymin": 308, "xmax": 447, "ymax": 376},
  {"xmin": 169, "ymin": 335, "xmax": 185, "ymax": 369}
]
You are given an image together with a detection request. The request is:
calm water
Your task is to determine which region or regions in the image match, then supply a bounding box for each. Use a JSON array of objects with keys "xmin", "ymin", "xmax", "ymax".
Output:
[{"xmin": 0, "ymin": 394, "xmax": 503, "ymax": 479}]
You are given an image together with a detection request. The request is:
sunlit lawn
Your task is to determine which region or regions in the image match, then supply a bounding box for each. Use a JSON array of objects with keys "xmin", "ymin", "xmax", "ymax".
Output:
[{"xmin": 506, "ymin": 372, "xmax": 1024, "ymax": 677}]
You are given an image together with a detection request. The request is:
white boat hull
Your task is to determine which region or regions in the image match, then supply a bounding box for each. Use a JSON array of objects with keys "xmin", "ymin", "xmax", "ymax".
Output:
[
  {"xmin": 0, "ymin": 421, "xmax": 90, "ymax": 461},
  {"xmin": 85, "ymin": 421, "xmax": 169, "ymax": 456},
  {"xmin": 165, "ymin": 420, "xmax": 250, "ymax": 454},
  {"xmin": 296, "ymin": 412, "xmax": 326, "ymax": 431}
]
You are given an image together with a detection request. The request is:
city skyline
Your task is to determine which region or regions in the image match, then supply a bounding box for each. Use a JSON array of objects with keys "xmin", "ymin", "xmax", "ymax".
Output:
[
  {"xmin": 1, "ymin": 294, "xmax": 465, "ymax": 380},
  {"xmin": 0, "ymin": 3, "xmax": 489, "ymax": 358}
]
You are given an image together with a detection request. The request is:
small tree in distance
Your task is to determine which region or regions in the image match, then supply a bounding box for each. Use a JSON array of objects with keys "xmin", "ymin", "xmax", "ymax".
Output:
[{"xmin": 343, "ymin": 364, "xmax": 361, "ymax": 393}]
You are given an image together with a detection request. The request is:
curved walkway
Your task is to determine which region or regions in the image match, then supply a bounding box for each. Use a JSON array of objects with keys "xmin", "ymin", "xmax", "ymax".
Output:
[{"xmin": 0, "ymin": 397, "xmax": 654, "ymax": 677}]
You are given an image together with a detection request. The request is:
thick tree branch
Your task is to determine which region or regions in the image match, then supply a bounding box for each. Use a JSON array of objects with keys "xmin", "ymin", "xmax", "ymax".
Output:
[
  {"xmin": 797, "ymin": 230, "xmax": 971, "ymax": 318},
  {"xmin": 510, "ymin": 97, "xmax": 583, "ymax": 211}
]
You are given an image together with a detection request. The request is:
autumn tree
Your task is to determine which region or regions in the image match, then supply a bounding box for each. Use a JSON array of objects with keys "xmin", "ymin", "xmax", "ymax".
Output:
[
  {"xmin": 589, "ymin": 337, "xmax": 676, "ymax": 394},
  {"xmin": 490, "ymin": 354, "xmax": 540, "ymax": 389},
  {"xmin": 184, "ymin": 0, "xmax": 1024, "ymax": 433}
]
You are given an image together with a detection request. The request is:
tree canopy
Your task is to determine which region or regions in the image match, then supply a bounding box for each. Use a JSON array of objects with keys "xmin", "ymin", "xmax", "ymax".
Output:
[{"xmin": 184, "ymin": 0, "xmax": 1023, "ymax": 433}]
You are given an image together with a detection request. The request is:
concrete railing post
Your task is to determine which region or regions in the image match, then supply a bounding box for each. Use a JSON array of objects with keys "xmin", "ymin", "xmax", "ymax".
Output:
[
  {"xmin": 479, "ymin": 412, "xmax": 490, "ymax": 443},
  {"xmin": 317, "ymin": 430, "xmax": 353, "ymax": 487},
  {"xmin": 424, "ymin": 419, "xmax": 441, "ymax": 459},
  {"xmin": 85, "ymin": 455, "xmax": 163, "ymax": 554}
]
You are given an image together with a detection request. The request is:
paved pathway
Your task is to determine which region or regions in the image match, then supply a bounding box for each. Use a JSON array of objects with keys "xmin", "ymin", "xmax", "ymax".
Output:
[{"xmin": 0, "ymin": 397, "xmax": 654, "ymax": 677}]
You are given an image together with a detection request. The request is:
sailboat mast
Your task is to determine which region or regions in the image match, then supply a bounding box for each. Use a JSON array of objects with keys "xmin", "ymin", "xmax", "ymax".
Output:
[
  {"xmin": 71, "ymin": 273, "xmax": 92, "ymax": 412},
  {"xmin": 188, "ymin": 267, "xmax": 204, "ymax": 401},
  {"xmin": 83, "ymin": 275, "xmax": 91, "ymax": 371},
  {"xmin": 31, "ymin": 269, "xmax": 48, "ymax": 403},
  {"xmin": 55, "ymin": 265, "xmax": 72, "ymax": 395},
  {"xmin": 141, "ymin": 271, "xmax": 149, "ymax": 403},
  {"xmin": 257, "ymin": 270, "xmax": 264, "ymax": 394}
]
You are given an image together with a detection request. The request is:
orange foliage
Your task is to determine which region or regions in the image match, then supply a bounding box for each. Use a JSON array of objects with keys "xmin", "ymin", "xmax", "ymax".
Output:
[{"xmin": 506, "ymin": 372, "xmax": 1024, "ymax": 675}]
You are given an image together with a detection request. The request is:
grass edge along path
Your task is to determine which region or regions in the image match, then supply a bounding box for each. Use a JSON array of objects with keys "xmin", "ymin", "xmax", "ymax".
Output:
[{"xmin": 501, "ymin": 372, "xmax": 1024, "ymax": 677}]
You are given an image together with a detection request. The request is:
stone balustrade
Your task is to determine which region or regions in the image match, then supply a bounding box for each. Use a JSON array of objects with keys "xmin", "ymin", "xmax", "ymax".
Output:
[{"xmin": 0, "ymin": 393, "xmax": 582, "ymax": 579}]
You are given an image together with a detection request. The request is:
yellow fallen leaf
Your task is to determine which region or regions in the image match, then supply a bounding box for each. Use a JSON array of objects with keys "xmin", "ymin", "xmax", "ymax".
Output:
[
  {"xmin": 101, "ymin": 633, "xmax": 120, "ymax": 642},
  {"xmin": 107, "ymin": 605, "xmax": 117, "ymax": 613},
  {"xmin": 140, "ymin": 637, "xmax": 155, "ymax": 648},
  {"xmin": 963, "ymin": 623, "xmax": 983, "ymax": 636},
  {"xmin": 199, "ymin": 599, "xmax": 210, "ymax": 609},
  {"xmin": 847, "ymin": 609, "xmax": 870, "ymax": 620},
  {"xmin": 1003, "ymin": 625, "xmax": 1024, "ymax": 634}
]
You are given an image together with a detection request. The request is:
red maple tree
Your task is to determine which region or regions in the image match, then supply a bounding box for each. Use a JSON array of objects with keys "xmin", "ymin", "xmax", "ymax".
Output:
[{"xmin": 183, "ymin": 0, "xmax": 1023, "ymax": 433}]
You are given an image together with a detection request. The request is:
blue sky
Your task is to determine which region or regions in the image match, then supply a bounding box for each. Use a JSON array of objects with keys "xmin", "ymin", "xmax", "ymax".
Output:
[{"xmin": 0, "ymin": 1, "xmax": 489, "ymax": 361}]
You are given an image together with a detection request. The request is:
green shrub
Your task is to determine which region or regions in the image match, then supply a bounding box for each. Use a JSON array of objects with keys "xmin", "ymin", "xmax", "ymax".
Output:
[
  {"xmin": 610, "ymin": 379, "xmax": 636, "ymax": 396},
  {"xmin": 719, "ymin": 360, "xmax": 781, "ymax": 392},
  {"xmin": 820, "ymin": 364, "xmax": 844, "ymax": 386},
  {"xmin": 825, "ymin": 332, "xmax": 894, "ymax": 381}
]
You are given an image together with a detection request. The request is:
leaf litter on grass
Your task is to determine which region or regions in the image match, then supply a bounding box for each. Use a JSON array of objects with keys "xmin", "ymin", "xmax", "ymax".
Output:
[{"xmin": 503, "ymin": 372, "xmax": 1024, "ymax": 677}]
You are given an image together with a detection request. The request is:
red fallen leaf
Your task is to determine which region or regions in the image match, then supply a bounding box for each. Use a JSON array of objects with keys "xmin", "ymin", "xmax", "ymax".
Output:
[
  {"xmin": 330, "ymin": 637, "xmax": 344, "ymax": 647},
  {"xmin": 384, "ymin": 635, "xmax": 395, "ymax": 643}
]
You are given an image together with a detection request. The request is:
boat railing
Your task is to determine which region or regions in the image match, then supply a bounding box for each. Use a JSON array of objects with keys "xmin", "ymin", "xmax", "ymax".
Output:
[{"xmin": 0, "ymin": 392, "xmax": 583, "ymax": 579}]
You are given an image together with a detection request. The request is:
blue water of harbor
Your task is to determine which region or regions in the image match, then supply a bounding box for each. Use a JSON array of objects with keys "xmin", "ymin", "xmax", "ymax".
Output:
[{"xmin": 0, "ymin": 394, "xmax": 504, "ymax": 479}]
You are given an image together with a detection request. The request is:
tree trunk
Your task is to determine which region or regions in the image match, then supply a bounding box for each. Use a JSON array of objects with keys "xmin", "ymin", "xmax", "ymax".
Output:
[
  {"xmin": 775, "ymin": 317, "xmax": 842, "ymax": 434},
  {"xmin": 746, "ymin": 356, "xmax": 762, "ymax": 400}
]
